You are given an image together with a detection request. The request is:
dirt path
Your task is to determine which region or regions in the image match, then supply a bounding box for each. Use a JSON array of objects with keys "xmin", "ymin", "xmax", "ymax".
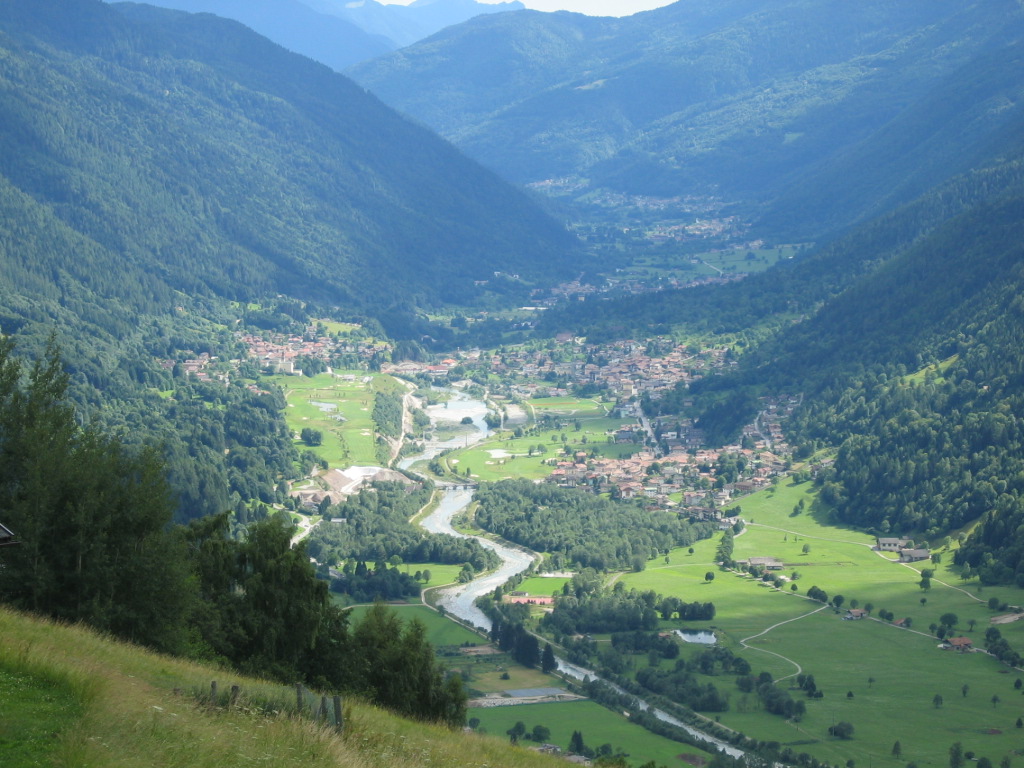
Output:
[{"xmin": 739, "ymin": 603, "xmax": 829, "ymax": 681}]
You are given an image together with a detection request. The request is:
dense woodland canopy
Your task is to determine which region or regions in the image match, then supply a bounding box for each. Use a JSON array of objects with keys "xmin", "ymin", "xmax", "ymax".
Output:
[
  {"xmin": 474, "ymin": 478, "xmax": 716, "ymax": 572},
  {"xmin": 307, "ymin": 481, "xmax": 500, "ymax": 572},
  {"xmin": 0, "ymin": 0, "xmax": 581, "ymax": 331}
]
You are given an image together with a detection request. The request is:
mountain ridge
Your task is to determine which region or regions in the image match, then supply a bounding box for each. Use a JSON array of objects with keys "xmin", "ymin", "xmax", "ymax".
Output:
[
  {"xmin": 349, "ymin": 0, "xmax": 1024, "ymax": 238},
  {"xmin": 0, "ymin": 0, "xmax": 583, "ymax": 337}
]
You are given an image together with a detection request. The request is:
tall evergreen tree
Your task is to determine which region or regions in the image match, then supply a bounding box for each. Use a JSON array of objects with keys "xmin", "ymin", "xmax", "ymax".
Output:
[
  {"xmin": 542, "ymin": 642, "xmax": 557, "ymax": 673},
  {"xmin": 0, "ymin": 336, "xmax": 193, "ymax": 654}
]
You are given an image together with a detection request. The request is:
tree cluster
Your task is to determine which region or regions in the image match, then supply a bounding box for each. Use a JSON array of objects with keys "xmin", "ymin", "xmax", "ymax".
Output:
[
  {"xmin": 475, "ymin": 479, "xmax": 714, "ymax": 572},
  {"xmin": 329, "ymin": 561, "xmax": 421, "ymax": 603},
  {"xmin": 308, "ymin": 482, "xmax": 499, "ymax": 571}
]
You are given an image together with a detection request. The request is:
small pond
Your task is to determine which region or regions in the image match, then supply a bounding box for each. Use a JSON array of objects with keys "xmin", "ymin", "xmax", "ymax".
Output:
[{"xmin": 675, "ymin": 629, "xmax": 717, "ymax": 645}]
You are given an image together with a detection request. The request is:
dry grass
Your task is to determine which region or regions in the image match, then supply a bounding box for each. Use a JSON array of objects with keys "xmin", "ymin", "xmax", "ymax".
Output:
[{"xmin": 0, "ymin": 606, "xmax": 561, "ymax": 768}]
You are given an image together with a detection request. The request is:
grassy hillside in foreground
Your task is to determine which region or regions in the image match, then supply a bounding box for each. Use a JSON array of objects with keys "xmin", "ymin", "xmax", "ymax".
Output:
[{"xmin": 0, "ymin": 606, "xmax": 562, "ymax": 768}]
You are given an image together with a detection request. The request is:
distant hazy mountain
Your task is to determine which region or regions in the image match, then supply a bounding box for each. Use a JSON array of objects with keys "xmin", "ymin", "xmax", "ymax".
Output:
[
  {"xmin": 107, "ymin": 0, "xmax": 394, "ymax": 70},
  {"xmin": 0, "ymin": 0, "xmax": 581, "ymax": 340},
  {"xmin": 305, "ymin": 0, "xmax": 525, "ymax": 49},
  {"xmin": 111, "ymin": 0, "xmax": 524, "ymax": 70},
  {"xmin": 349, "ymin": 0, "xmax": 1024, "ymax": 238}
]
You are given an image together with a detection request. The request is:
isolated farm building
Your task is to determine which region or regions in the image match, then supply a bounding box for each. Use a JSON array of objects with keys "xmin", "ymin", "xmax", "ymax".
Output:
[
  {"xmin": 742, "ymin": 556, "xmax": 783, "ymax": 570},
  {"xmin": 877, "ymin": 537, "xmax": 913, "ymax": 552},
  {"xmin": 0, "ymin": 522, "xmax": 16, "ymax": 547},
  {"xmin": 845, "ymin": 608, "xmax": 869, "ymax": 620},
  {"xmin": 945, "ymin": 636, "xmax": 973, "ymax": 652},
  {"xmin": 899, "ymin": 548, "xmax": 931, "ymax": 562}
]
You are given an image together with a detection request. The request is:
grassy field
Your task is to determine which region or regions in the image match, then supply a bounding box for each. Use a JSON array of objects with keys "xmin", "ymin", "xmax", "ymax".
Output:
[
  {"xmin": 618, "ymin": 478, "xmax": 1024, "ymax": 767},
  {"xmin": 516, "ymin": 575, "xmax": 572, "ymax": 597},
  {"xmin": 460, "ymin": 655, "xmax": 563, "ymax": 696},
  {"xmin": 470, "ymin": 699, "xmax": 716, "ymax": 768},
  {"xmin": 345, "ymin": 604, "xmax": 483, "ymax": 648},
  {"xmin": 441, "ymin": 398, "xmax": 634, "ymax": 483},
  {"xmin": 0, "ymin": 606, "xmax": 564, "ymax": 768},
  {"xmin": 269, "ymin": 370, "xmax": 382, "ymax": 468},
  {"xmin": 0, "ymin": 662, "xmax": 82, "ymax": 768},
  {"xmin": 317, "ymin": 320, "xmax": 363, "ymax": 335}
]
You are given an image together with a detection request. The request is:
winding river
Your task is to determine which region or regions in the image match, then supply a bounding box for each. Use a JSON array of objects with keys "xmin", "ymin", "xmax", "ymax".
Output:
[
  {"xmin": 404, "ymin": 388, "xmax": 744, "ymax": 759},
  {"xmin": 399, "ymin": 388, "xmax": 537, "ymax": 630},
  {"xmin": 420, "ymin": 488, "xmax": 537, "ymax": 631}
]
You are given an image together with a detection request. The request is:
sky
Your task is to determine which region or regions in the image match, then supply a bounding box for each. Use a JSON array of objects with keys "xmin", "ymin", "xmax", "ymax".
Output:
[{"xmin": 382, "ymin": 0, "xmax": 676, "ymax": 18}]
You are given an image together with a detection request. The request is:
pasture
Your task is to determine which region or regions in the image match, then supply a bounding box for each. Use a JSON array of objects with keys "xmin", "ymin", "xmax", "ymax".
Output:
[
  {"xmin": 515, "ymin": 575, "xmax": 573, "ymax": 597},
  {"xmin": 440, "ymin": 399, "xmax": 634, "ymax": 483},
  {"xmin": 619, "ymin": 478, "xmax": 1024, "ymax": 767},
  {"xmin": 470, "ymin": 699, "xmax": 715, "ymax": 768},
  {"xmin": 345, "ymin": 604, "xmax": 483, "ymax": 649}
]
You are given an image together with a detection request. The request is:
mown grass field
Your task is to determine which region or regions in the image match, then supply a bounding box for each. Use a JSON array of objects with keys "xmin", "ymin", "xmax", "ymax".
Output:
[
  {"xmin": 0, "ymin": 662, "xmax": 82, "ymax": 768},
  {"xmin": 470, "ymin": 699, "xmax": 716, "ymax": 768},
  {"xmin": 441, "ymin": 398, "xmax": 634, "ymax": 483},
  {"xmin": 516, "ymin": 575, "xmax": 572, "ymax": 597},
  {"xmin": 621, "ymin": 244, "xmax": 803, "ymax": 281},
  {"xmin": 461, "ymin": 656, "xmax": 561, "ymax": 695},
  {"xmin": 619, "ymin": 478, "xmax": 1024, "ymax": 767},
  {"xmin": 269, "ymin": 370, "xmax": 382, "ymax": 468}
]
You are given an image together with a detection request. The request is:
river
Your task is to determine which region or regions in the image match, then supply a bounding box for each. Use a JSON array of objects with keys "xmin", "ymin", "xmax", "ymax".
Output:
[
  {"xmin": 400, "ymin": 388, "xmax": 538, "ymax": 630},
  {"xmin": 407, "ymin": 388, "xmax": 745, "ymax": 759},
  {"xmin": 397, "ymin": 387, "xmax": 492, "ymax": 470},
  {"xmin": 419, "ymin": 487, "xmax": 537, "ymax": 631}
]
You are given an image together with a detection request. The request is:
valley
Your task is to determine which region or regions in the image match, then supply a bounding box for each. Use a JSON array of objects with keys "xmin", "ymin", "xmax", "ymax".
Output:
[
  {"xmin": 260, "ymin": 341, "xmax": 1024, "ymax": 768},
  {"xmin": 3, "ymin": 2, "xmax": 1024, "ymax": 768}
]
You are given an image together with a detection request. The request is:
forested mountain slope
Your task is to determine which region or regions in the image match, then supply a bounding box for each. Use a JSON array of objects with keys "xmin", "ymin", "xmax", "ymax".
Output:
[
  {"xmin": 105, "ymin": 0, "xmax": 394, "ymax": 71},
  {"xmin": 596, "ymin": 144, "xmax": 1024, "ymax": 580},
  {"xmin": 349, "ymin": 0, "xmax": 1024, "ymax": 238},
  {"xmin": 0, "ymin": 0, "xmax": 581, "ymax": 520},
  {"xmin": 0, "ymin": 0, "xmax": 581, "ymax": 328}
]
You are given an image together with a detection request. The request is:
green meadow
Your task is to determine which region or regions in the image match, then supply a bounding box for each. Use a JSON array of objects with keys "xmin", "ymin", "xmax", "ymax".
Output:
[
  {"xmin": 516, "ymin": 575, "xmax": 573, "ymax": 597},
  {"xmin": 316, "ymin": 320, "xmax": 363, "ymax": 335},
  {"xmin": 619, "ymin": 478, "xmax": 1024, "ymax": 767},
  {"xmin": 269, "ymin": 371, "xmax": 382, "ymax": 468},
  {"xmin": 470, "ymin": 699, "xmax": 715, "ymax": 768},
  {"xmin": 461, "ymin": 656, "xmax": 563, "ymax": 695},
  {"xmin": 0, "ymin": 662, "xmax": 82, "ymax": 768},
  {"xmin": 441, "ymin": 397, "xmax": 634, "ymax": 483},
  {"xmin": 621, "ymin": 244, "xmax": 802, "ymax": 281},
  {"xmin": 346, "ymin": 604, "xmax": 483, "ymax": 648}
]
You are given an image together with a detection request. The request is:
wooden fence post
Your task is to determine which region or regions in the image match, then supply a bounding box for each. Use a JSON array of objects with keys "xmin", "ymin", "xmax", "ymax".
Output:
[
  {"xmin": 333, "ymin": 695, "xmax": 344, "ymax": 734},
  {"xmin": 229, "ymin": 685, "xmax": 240, "ymax": 709},
  {"xmin": 210, "ymin": 680, "xmax": 218, "ymax": 707}
]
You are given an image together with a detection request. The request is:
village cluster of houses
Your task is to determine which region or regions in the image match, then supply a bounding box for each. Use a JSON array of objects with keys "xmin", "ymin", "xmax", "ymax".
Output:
[
  {"xmin": 159, "ymin": 352, "xmax": 222, "ymax": 383},
  {"xmin": 547, "ymin": 447, "xmax": 784, "ymax": 512},
  {"xmin": 540, "ymin": 393, "xmax": 796, "ymax": 520},
  {"xmin": 241, "ymin": 327, "xmax": 390, "ymax": 375}
]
